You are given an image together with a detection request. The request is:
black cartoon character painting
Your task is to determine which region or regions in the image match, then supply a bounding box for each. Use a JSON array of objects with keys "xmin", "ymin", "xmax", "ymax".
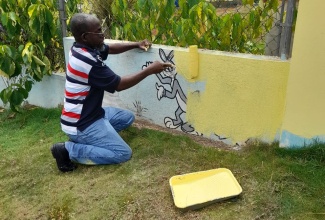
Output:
[{"xmin": 151, "ymin": 49, "xmax": 200, "ymax": 135}]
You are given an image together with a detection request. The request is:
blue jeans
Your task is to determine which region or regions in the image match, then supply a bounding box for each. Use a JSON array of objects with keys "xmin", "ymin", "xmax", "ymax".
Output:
[{"xmin": 65, "ymin": 107, "xmax": 135, "ymax": 165}]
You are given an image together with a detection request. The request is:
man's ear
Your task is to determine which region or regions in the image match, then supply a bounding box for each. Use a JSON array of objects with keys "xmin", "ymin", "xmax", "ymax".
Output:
[
  {"xmin": 82, "ymin": 34, "xmax": 86, "ymax": 41},
  {"xmin": 81, "ymin": 33, "xmax": 87, "ymax": 42}
]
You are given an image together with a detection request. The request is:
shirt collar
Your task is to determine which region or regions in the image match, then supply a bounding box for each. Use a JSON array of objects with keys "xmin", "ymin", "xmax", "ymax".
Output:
[{"xmin": 73, "ymin": 42, "xmax": 101, "ymax": 55}]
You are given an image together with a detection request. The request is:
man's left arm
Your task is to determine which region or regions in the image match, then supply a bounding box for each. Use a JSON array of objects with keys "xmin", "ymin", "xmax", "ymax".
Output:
[{"xmin": 108, "ymin": 39, "xmax": 151, "ymax": 54}]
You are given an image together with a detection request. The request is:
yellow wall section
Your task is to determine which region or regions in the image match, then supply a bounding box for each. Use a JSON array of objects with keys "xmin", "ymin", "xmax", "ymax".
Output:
[
  {"xmin": 281, "ymin": 0, "xmax": 325, "ymax": 137},
  {"xmin": 175, "ymin": 50, "xmax": 290, "ymax": 143}
]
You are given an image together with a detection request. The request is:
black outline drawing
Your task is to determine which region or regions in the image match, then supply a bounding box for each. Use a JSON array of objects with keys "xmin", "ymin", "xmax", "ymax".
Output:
[
  {"xmin": 133, "ymin": 100, "xmax": 148, "ymax": 117},
  {"xmin": 142, "ymin": 49, "xmax": 201, "ymax": 135}
]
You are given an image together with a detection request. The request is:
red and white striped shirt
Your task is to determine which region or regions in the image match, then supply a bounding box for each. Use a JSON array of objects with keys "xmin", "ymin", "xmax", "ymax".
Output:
[{"xmin": 61, "ymin": 43, "xmax": 120, "ymax": 135}]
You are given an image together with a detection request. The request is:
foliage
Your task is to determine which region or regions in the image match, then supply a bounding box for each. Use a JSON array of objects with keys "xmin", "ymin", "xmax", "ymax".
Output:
[
  {"xmin": 106, "ymin": 0, "xmax": 279, "ymax": 54},
  {"xmin": 0, "ymin": 0, "xmax": 62, "ymax": 112}
]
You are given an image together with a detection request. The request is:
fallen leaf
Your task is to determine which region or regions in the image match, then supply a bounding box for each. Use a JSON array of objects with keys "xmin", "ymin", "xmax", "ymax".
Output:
[{"xmin": 7, "ymin": 113, "xmax": 16, "ymax": 119}]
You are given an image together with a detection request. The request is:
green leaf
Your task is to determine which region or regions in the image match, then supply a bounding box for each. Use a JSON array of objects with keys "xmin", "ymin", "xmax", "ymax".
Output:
[
  {"xmin": 181, "ymin": 1, "xmax": 190, "ymax": 19},
  {"xmin": 0, "ymin": 90, "xmax": 5, "ymax": 104},
  {"xmin": 41, "ymin": 56, "xmax": 51, "ymax": 75},
  {"xmin": 18, "ymin": 45, "xmax": 24, "ymax": 53},
  {"xmin": 0, "ymin": 57, "xmax": 14, "ymax": 76},
  {"xmin": 249, "ymin": 11, "xmax": 256, "ymax": 24},
  {"xmin": 25, "ymin": 80, "xmax": 33, "ymax": 92},
  {"xmin": 115, "ymin": 0, "xmax": 126, "ymax": 10},
  {"xmin": 165, "ymin": 3, "xmax": 173, "ymax": 18},
  {"xmin": 268, "ymin": 0, "xmax": 279, "ymax": 11},
  {"xmin": 22, "ymin": 42, "xmax": 33, "ymax": 63},
  {"xmin": 32, "ymin": 55, "xmax": 46, "ymax": 66},
  {"xmin": 188, "ymin": 0, "xmax": 199, "ymax": 8},
  {"xmin": 29, "ymin": 16, "xmax": 41, "ymax": 35},
  {"xmin": 0, "ymin": 88, "xmax": 11, "ymax": 104},
  {"xmin": 17, "ymin": 0, "xmax": 28, "ymax": 8},
  {"xmin": 245, "ymin": 0, "xmax": 254, "ymax": 6},
  {"xmin": 233, "ymin": 13, "xmax": 241, "ymax": 25},
  {"xmin": 28, "ymin": 4, "xmax": 38, "ymax": 17},
  {"xmin": 8, "ymin": 12, "xmax": 17, "ymax": 24},
  {"xmin": 43, "ymin": 24, "xmax": 51, "ymax": 44},
  {"xmin": 0, "ymin": 0, "xmax": 8, "ymax": 10},
  {"xmin": 5, "ymin": 19, "xmax": 17, "ymax": 37},
  {"xmin": 8, "ymin": 62, "xmax": 16, "ymax": 77},
  {"xmin": 265, "ymin": 17, "xmax": 274, "ymax": 31},
  {"xmin": 10, "ymin": 89, "xmax": 24, "ymax": 106},
  {"xmin": 17, "ymin": 87, "xmax": 28, "ymax": 99},
  {"xmin": 175, "ymin": 24, "xmax": 182, "ymax": 38},
  {"xmin": 12, "ymin": 62, "xmax": 22, "ymax": 78},
  {"xmin": 0, "ymin": 45, "xmax": 12, "ymax": 57},
  {"xmin": 1, "ymin": 13, "xmax": 8, "ymax": 26},
  {"xmin": 44, "ymin": 9, "xmax": 55, "ymax": 36},
  {"xmin": 10, "ymin": 103, "xmax": 21, "ymax": 113}
]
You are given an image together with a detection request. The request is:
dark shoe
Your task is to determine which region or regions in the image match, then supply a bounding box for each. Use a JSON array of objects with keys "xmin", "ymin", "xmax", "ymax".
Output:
[{"xmin": 51, "ymin": 142, "xmax": 77, "ymax": 172}]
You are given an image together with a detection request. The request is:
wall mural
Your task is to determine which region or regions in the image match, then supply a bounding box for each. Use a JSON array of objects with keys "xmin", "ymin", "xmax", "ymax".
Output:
[
  {"xmin": 141, "ymin": 49, "xmax": 201, "ymax": 136},
  {"xmin": 139, "ymin": 48, "xmax": 249, "ymax": 146}
]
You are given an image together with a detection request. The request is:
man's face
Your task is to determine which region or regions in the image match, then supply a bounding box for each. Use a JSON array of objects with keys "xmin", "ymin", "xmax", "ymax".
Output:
[{"xmin": 81, "ymin": 17, "xmax": 105, "ymax": 50}]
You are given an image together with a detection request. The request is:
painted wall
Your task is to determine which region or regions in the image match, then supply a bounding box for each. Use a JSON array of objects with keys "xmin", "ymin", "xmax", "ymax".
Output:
[
  {"xmin": 280, "ymin": 0, "xmax": 325, "ymax": 147},
  {"xmin": 0, "ymin": 39, "xmax": 290, "ymax": 146},
  {"xmin": 62, "ymin": 38, "xmax": 290, "ymax": 145},
  {"xmin": 175, "ymin": 49, "xmax": 289, "ymax": 144}
]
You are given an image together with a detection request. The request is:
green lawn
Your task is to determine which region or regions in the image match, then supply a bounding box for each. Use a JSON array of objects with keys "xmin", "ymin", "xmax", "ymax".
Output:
[{"xmin": 0, "ymin": 107, "xmax": 324, "ymax": 219}]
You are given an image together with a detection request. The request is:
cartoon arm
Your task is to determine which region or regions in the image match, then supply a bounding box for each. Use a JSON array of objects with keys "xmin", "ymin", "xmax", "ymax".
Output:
[
  {"xmin": 163, "ymin": 79, "xmax": 187, "ymax": 102},
  {"xmin": 155, "ymin": 73, "xmax": 172, "ymax": 100},
  {"xmin": 156, "ymin": 73, "xmax": 172, "ymax": 85},
  {"xmin": 155, "ymin": 83, "xmax": 165, "ymax": 100}
]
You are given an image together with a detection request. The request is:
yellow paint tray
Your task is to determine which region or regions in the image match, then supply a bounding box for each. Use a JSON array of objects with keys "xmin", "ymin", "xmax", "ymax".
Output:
[{"xmin": 169, "ymin": 168, "xmax": 242, "ymax": 210}]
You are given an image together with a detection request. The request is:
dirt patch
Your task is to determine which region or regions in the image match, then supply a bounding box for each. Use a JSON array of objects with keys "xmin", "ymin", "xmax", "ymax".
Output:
[{"xmin": 133, "ymin": 118, "xmax": 233, "ymax": 150}]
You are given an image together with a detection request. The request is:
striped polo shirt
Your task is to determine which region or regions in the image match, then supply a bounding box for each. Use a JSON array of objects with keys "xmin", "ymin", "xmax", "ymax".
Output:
[{"xmin": 61, "ymin": 42, "xmax": 121, "ymax": 135}]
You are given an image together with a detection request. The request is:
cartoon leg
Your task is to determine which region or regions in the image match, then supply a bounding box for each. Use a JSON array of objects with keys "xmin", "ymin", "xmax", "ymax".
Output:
[
  {"xmin": 164, "ymin": 117, "xmax": 180, "ymax": 129},
  {"xmin": 181, "ymin": 123, "xmax": 202, "ymax": 135},
  {"xmin": 164, "ymin": 107, "xmax": 183, "ymax": 129}
]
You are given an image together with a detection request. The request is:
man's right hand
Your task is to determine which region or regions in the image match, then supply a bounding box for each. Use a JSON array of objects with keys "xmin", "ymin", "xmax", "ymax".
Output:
[{"xmin": 146, "ymin": 61, "xmax": 173, "ymax": 74}]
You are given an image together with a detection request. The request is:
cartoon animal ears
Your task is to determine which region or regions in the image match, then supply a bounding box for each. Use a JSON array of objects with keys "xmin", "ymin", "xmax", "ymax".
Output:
[{"xmin": 159, "ymin": 49, "xmax": 175, "ymax": 65}]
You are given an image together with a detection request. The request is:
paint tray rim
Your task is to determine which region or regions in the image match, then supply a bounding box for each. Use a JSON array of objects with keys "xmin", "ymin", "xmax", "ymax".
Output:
[{"xmin": 169, "ymin": 168, "xmax": 242, "ymax": 209}]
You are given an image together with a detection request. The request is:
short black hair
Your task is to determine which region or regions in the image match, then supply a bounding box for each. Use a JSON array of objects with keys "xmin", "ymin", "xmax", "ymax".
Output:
[{"xmin": 70, "ymin": 13, "xmax": 98, "ymax": 40}]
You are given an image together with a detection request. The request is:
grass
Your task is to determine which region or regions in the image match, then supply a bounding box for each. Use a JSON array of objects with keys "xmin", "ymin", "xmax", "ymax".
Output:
[{"xmin": 0, "ymin": 107, "xmax": 325, "ymax": 220}]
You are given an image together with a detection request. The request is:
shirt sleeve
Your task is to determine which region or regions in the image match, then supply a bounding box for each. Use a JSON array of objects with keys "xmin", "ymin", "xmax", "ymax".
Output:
[{"xmin": 88, "ymin": 61, "xmax": 121, "ymax": 93}]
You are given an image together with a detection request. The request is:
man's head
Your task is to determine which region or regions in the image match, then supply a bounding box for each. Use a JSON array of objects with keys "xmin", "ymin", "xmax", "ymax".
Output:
[{"xmin": 70, "ymin": 13, "xmax": 105, "ymax": 50}]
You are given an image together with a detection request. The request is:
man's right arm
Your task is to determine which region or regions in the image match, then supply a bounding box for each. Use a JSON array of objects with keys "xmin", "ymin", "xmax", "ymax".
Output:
[{"xmin": 116, "ymin": 61, "xmax": 172, "ymax": 91}]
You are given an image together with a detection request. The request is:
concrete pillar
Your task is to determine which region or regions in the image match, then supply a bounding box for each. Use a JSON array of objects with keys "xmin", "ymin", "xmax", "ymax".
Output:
[{"xmin": 280, "ymin": 0, "xmax": 325, "ymax": 147}]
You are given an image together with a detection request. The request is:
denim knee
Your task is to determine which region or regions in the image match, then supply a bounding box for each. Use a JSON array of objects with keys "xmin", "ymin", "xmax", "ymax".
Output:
[
  {"xmin": 116, "ymin": 147, "xmax": 132, "ymax": 163},
  {"xmin": 127, "ymin": 111, "xmax": 135, "ymax": 125}
]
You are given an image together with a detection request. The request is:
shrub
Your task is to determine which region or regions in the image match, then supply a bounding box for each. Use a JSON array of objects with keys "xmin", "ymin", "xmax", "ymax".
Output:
[{"xmin": 0, "ymin": 0, "xmax": 62, "ymax": 111}]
